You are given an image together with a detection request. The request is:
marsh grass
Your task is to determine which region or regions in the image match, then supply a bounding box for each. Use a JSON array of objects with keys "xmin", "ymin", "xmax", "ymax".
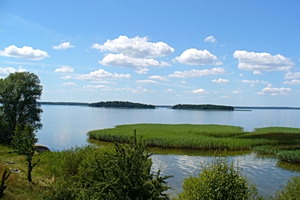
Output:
[{"xmin": 89, "ymin": 124, "xmax": 300, "ymax": 159}]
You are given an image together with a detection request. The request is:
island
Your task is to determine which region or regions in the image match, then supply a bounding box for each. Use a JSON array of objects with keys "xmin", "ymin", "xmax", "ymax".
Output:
[
  {"xmin": 89, "ymin": 101, "xmax": 156, "ymax": 109},
  {"xmin": 172, "ymin": 104, "xmax": 234, "ymax": 111}
]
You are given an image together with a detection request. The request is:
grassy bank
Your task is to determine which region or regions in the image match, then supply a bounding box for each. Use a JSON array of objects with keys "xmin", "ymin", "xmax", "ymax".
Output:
[{"xmin": 89, "ymin": 124, "xmax": 300, "ymax": 163}]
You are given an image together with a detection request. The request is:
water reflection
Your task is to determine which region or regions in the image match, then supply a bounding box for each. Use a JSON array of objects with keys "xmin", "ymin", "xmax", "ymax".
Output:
[{"xmin": 151, "ymin": 153, "xmax": 300, "ymax": 198}]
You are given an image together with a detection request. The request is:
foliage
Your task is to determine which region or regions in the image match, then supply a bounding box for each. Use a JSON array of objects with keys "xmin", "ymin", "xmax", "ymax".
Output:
[
  {"xmin": 46, "ymin": 135, "xmax": 171, "ymax": 200},
  {"xmin": 277, "ymin": 150, "xmax": 300, "ymax": 164},
  {"xmin": 272, "ymin": 176, "xmax": 300, "ymax": 200},
  {"xmin": 177, "ymin": 158, "xmax": 260, "ymax": 200},
  {"xmin": 172, "ymin": 104, "xmax": 234, "ymax": 111},
  {"xmin": 89, "ymin": 124, "xmax": 300, "ymax": 160},
  {"xmin": 0, "ymin": 168, "xmax": 11, "ymax": 198},
  {"xmin": 89, "ymin": 101, "xmax": 155, "ymax": 109},
  {"xmin": 12, "ymin": 125, "xmax": 40, "ymax": 182},
  {"xmin": 0, "ymin": 72, "xmax": 43, "ymax": 144},
  {"xmin": 89, "ymin": 124, "xmax": 268, "ymax": 151}
]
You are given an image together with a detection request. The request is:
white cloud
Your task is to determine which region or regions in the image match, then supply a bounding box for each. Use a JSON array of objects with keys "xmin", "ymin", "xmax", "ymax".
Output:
[
  {"xmin": 191, "ymin": 88, "xmax": 206, "ymax": 94},
  {"xmin": 204, "ymin": 35, "xmax": 217, "ymax": 43},
  {"xmin": 0, "ymin": 45, "xmax": 49, "ymax": 60},
  {"xmin": 285, "ymin": 72, "xmax": 300, "ymax": 79},
  {"xmin": 174, "ymin": 48, "xmax": 222, "ymax": 66},
  {"xmin": 283, "ymin": 80, "xmax": 300, "ymax": 85},
  {"xmin": 134, "ymin": 68, "xmax": 149, "ymax": 74},
  {"xmin": 53, "ymin": 42, "xmax": 74, "ymax": 50},
  {"xmin": 165, "ymin": 88, "xmax": 175, "ymax": 92},
  {"xmin": 0, "ymin": 66, "xmax": 26, "ymax": 76},
  {"xmin": 62, "ymin": 69, "xmax": 131, "ymax": 81},
  {"xmin": 233, "ymin": 50, "xmax": 294, "ymax": 74},
  {"xmin": 100, "ymin": 53, "xmax": 170, "ymax": 68},
  {"xmin": 55, "ymin": 65, "xmax": 74, "ymax": 73},
  {"xmin": 63, "ymin": 82, "xmax": 76, "ymax": 86},
  {"xmin": 259, "ymin": 87, "xmax": 291, "ymax": 96},
  {"xmin": 84, "ymin": 84, "xmax": 109, "ymax": 90},
  {"xmin": 242, "ymin": 80, "xmax": 268, "ymax": 85},
  {"xmin": 136, "ymin": 80, "xmax": 158, "ymax": 84},
  {"xmin": 169, "ymin": 67, "xmax": 225, "ymax": 78},
  {"xmin": 212, "ymin": 78, "xmax": 229, "ymax": 84},
  {"xmin": 116, "ymin": 87, "xmax": 153, "ymax": 94},
  {"xmin": 148, "ymin": 75, "xmax": 169, "ymax": 81},
  {"xmin": 92, "ymin": 35, "xmax": 174, "ymax": 58},
  {"xmin": 233, "ymin": 90, "xmax": 241, "ymax": 94}
]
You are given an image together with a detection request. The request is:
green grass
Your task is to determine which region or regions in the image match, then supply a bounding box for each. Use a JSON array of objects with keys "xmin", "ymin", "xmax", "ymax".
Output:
[
  {"xmin": 89, "ymin": 124, "xmax": 269, "ymax": 151},
  {"xmin": 89, "ymin": 124, "xmax": 300, "ymax": 163}
]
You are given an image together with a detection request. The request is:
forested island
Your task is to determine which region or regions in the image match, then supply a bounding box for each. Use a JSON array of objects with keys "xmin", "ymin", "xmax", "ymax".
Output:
[
  {"xmin": 89, "ymin": 101, "xmax": 155, "ymax": 109},
  {"xmin": 172, "ymin": 104, "xmax": 234, "ymax": 111}
]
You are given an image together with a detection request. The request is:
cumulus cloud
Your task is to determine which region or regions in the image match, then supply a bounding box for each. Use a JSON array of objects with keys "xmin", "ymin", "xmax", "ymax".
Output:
[
  {"xmin": 0, "ymin": 66, "xmax": 26, "ymax": 76},
  {"xmin": 283, "ymin": 80, "xmax": 300, "ymax": 85},
  {"xmin": 212, "ymin": 78, "xmax": 229, "ymax": 84},
  {"xmin": 241, "ymin": 80, "xmax": 269, "ymax": 87},
  {"xmin": 55, "ymin": 65, "xmax": 74, "ymax": 73},
  {"xmin": 259, "ymin": 87, "xmax": 291, "ymax": 96},
  {"xmin": 174, "ymin": 48, "xmax": 222, "ymax": 66},
  {"xmin": 204, "ymin": 35, "xmax": 217, "ymax": 43},
  {"xmin": 92, "ymin": 35, "xmax": 174, "ymax": 58},
  {"xmin": 53, "ymin": 42, "xmax": 74, "ymax": 50},
  {"xmin": 136, "ymin": 80, "xmax": 158, "ymax": 84},
  {"xmin": 233, "ymin": 50, "xmax": 294, "ymax": 74},
  {"xmin": 84, "ymin": 84, "xmax": 109, "ymax": 90},
  {"xmin": 285, "ymin": 72, "xmax": 300, "ymax": 79},
  {"xmin": 63, "ymin": 82, "xmax": 76, "ymax": 86},
  {"xmin": 134, "ymin": 68, "xmax": 149, "ymax": 74},
  {"xmin": 169, "ymin": 67, "xmax": 225, "ymax": 78},
  {"xmin": 62, "ymin": 69, "xmax": 131, "ymax": 81},
  {"xmin": 0, "ymin": 45, "xmax": 49, "ymax": 60},
  {"xmin": 191, "ymin": 88, "xmax": 206, "ymax": 94},
  {"xmin": 148, "ymin": 75, "xmax": 169, "ymax": 81},
  {"xmin": 100, "ymin": 53, "xmax": 169, "ymax": 68}
]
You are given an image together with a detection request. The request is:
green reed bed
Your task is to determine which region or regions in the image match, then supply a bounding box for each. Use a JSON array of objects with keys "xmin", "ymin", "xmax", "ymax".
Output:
[
  {"xmin": 89, "ymin": 124, "xmax": 274, "ymax": 151},
  {"xmin": 277, "ymin": 150, "xmax": 300, "ymax": 164}
]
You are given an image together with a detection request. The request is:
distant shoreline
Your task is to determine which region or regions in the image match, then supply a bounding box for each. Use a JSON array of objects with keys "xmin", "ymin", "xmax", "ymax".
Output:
[{"xmin": 38, "ymin": 102, "xmax": 300, "ymax": 110}]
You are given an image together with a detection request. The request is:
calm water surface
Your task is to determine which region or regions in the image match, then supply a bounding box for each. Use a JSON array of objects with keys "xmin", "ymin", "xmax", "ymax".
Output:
[{"xmin": 37, "ymin": 105, "xmax": 300, "ymax": 198}]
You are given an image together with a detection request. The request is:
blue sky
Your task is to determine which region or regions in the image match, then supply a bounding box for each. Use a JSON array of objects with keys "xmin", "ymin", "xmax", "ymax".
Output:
[{"xmin": 1, "ymin": 1, "xmax": 300, "ymax": 106}]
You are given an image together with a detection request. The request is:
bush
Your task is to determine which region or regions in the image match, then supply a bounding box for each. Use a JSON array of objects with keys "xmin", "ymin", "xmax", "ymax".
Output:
[
  {"xmin": 273, "ymin": 176, "xmax": 300, "ymax": 200},
  {"xmin": 46, "ymin": 135, "xmax": 171, "ymax": 200},
  {"xmin": 177, "ymin": 158, "xmax": 260, "ymax": 200}
]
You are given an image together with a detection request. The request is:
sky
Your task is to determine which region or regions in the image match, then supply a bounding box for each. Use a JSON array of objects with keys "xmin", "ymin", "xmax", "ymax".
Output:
[{"xmin": 0, "ymin": 1, "xmax": 300, "ymax": 106}]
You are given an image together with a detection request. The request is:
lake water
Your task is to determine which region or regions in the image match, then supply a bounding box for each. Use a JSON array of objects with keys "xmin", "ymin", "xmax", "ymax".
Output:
[{"xmin": 37, "ymin": 105, "xmax": 300, "ymax": 198}]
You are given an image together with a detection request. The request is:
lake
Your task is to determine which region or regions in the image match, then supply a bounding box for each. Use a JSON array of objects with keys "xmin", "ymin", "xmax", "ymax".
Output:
[{"xmin": 37, "ymin": 105, "xmax": 300, "ymax": 198}]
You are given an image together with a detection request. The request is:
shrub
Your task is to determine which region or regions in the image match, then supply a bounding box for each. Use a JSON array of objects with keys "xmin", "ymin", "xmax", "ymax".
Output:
[
  {"xmin": 46, "ymin": 134, "xmax": 171, "ymax": 200},
  {"xmin": 177, "ymin": 158, "xmax": 260, "ymax": 200},
  {"xmin": 272, "ymin": 176, "xmax": 300, "ymax": 200}
]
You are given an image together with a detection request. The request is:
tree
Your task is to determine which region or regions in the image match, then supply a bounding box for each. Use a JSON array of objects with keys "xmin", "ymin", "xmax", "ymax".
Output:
[
  {"xmin": 0, "ymin": 72, "xmax": 42, "ymax": 143},
  {"xmin": 12, "ymin": 125, "xmax": 40, "ymax": 182}
]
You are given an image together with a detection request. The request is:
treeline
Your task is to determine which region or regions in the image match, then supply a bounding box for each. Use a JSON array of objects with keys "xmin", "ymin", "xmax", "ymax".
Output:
[
  {"xmin": 172, "ymin": 104, "xmax": 234, "ymax": 111},
  {"xmin": 39, "ymin": 102, "xmax": 90, "ymax": 106},
  {"xmin": 89, "ymin": 101, "xmax": 155, "ymax": 109}
]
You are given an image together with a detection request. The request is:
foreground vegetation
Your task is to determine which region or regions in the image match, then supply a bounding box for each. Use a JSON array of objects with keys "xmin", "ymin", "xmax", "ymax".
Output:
[
  {"xmin": 1, "ymin": 142, "xmax": 300, "ymax": 200},
  {"xmin": 89, "ymin": 124, "xmax": 300, "ymax": 163}
]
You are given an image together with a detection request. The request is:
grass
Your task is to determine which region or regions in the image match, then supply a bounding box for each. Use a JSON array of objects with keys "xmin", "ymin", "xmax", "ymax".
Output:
[{"xmin": 89, "ymin": 124, "xmax": 300, "ymax": 163}]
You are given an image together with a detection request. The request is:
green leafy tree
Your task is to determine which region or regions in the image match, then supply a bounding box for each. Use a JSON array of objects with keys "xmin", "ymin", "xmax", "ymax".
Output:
[
  {"xmin": 178, "ymin": 158, "xmax": 260, "ymax": 200},
  {"xmin": 12, "ymin": 125, "xmax": 40, "ymax": 182},
  {"xmin": 0, "ymin": 72, "xmax": 42, "ymax": 143}
]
